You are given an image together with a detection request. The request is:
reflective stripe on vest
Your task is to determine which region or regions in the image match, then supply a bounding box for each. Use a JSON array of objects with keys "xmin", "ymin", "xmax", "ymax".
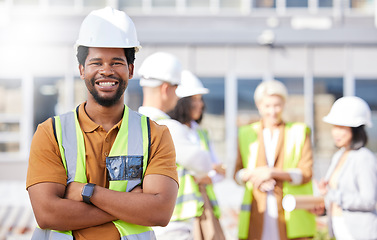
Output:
[
  {"xmin": 171, "ymin": 167, "xmax": 204, "ymax": 221},
  {"xmin": 196, "ymin": 128, "xmax": 221, "ymax": 219},
  {"xmin": 33, "ymin": 106, "xmax": 155, "ymax": 240},
  {"xmin": 237, "ymin": 122, "xmax": 316, "ymax": 239}
]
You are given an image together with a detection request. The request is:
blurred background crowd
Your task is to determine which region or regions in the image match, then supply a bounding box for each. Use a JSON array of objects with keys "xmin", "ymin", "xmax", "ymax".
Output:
[{"xmin": 0, "ymin": 0, "xmax": 377, "ymax": 239}]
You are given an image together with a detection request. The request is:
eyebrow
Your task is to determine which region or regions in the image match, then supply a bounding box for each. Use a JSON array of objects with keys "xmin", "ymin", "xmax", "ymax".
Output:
[{"xmin": 88, "ymin": 57, "xmax": 126, "ymax": 62}]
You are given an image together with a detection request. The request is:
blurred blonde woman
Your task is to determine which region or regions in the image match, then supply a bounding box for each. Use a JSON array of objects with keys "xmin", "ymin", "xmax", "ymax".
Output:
[
  {"xmin": 317, "ymin": 96, "xmax": 377, "ymax": 240},
  {"xmin": 234, "ymin": 80, "xmax": 316, "ymax": 240}
]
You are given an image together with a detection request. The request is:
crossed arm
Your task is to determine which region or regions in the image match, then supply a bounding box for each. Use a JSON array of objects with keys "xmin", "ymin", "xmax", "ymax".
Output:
[{"xmin": 28, "ymin": 174, "xmax": 178, "ymax": 231}]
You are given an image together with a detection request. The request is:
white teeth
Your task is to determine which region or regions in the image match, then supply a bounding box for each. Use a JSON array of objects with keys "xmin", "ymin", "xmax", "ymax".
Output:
[{"xmin": 99, "ymin": 82, "xmax": 115, "ymax": 86}]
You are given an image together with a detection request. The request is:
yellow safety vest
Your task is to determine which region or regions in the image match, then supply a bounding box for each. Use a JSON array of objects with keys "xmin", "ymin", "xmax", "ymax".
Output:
[
  {"xmin": 171, "ymin": 127, "xmax": 222, "ymax": 221},
  {"xmin": 238, "ymin": 122, "xmax": 316, "ymax": 239},
  {"xmin": 196, "ymin": 128, "xmax": 221, "ymax": 219},
  {"xmin": 32, "ymin": 106, "xmax": 155, "ymax": 240}
]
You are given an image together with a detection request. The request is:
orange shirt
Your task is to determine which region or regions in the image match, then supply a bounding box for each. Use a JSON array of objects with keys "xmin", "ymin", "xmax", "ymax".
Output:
[{"xmin": 26, "ymin": 103, "xmax": 178, "ymax": 240}]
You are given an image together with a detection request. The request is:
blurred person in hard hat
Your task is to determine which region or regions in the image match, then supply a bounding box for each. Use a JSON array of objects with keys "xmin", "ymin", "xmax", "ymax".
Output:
[
  {"xmin": 167, "ymin": 70, "xmax": 226, "ymax": 240},
  {"xmin": 138, "ymin": 56, "xmax": 213, "ymax": 240},
  {"xmin": 234, "ymin": 80, "xmax": 316, "ymax": 240},
  {"xmin": 26, "ymin": 7, "xmax": 178, "ymax": 240},
  {"xmin": 315, "ymin": 96, "xmax": 377, "ymax": 240}
]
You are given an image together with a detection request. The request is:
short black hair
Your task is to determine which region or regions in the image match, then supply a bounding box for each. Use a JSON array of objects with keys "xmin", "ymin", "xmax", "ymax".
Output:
[
  {"xmin": 168, "ymin": 96, "xmax": 205, "ymax": 125},
  {"xmin": 350, "ymin": 125, "xmax": 368, "ymax": 150},
  {"xmin": 76, "ymin": 46, "xmax": 136, "ymax": 66}
]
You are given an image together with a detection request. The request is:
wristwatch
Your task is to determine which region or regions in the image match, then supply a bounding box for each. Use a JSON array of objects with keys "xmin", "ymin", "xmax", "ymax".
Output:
[{"xmin": 82, "ymin": 183, "xmax": 96, "ymax": 204}]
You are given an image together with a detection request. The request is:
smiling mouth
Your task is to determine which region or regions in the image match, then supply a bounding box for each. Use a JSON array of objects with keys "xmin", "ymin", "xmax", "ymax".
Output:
[{"xmin": 97, "ymin": 81, "xmax": 117, "ymax": 87}]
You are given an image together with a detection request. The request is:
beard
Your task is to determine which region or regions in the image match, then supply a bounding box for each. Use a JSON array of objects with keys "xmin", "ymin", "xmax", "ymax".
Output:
[{"xmin": 87, "ymin": 76, "xmax": 127, "ymax": 107}]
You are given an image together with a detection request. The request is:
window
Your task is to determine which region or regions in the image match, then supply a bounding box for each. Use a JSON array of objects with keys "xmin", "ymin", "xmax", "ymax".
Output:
[
  {"xmin": 286, "ymin": 0, "xmax": 308, "ymax": 7},
  {"xmin": 201, "ymin": 77, "xmax": 225, "ymax": 115},
  {"xmin": 187, "ymin": 0, "xmax": 210, "ymax": 8},
  {"xmin": 119, "ymin": 0, "xmax": 142, "ymax": 8},
  {"xmin": 152, "ymin": 0, "xmax": 176, "ymax": 8},
  {"xmin": 237, "ymin": 78, "xmax": 262, "ymax": 112},
  {"xmin": 318, "ymin": 0, "xmax": 333, "ymax": 7},
  {"xmin": 0, "ymin": 78, "xmax": 22, "ymax": 156},
  {"xmin": 83, "ymin": 0, "xmax": 107, "ymax": 8},
  {"xmin": 49, "ymin": 0, "xmax": 75, "ymax": 7},
  {"xmin": 356, "ymin": 79, "xmax": 377, "ymax": 152},
  {"xmin": 34, "ymin": 77, "xmax": 59, "ymax": 131},
  {"xmin": 254, "ymin": 0, "xmax": 276, "ymax": 8}
]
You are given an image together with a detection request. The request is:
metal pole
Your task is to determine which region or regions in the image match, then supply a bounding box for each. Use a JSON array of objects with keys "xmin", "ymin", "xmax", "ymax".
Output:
[{"xmin": 225, "ymin": 72, "xmax": 237, "ymax": 178}]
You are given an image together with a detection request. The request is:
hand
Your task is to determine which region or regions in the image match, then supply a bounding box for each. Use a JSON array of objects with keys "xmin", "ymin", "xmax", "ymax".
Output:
[
  {"xmin": 65, "ymin": 182, "xmax": 85, "ymax": 202},
  {"xmin": 258, "ymin": 179, "xmax": 276, "ymax": 192},
  {"xmin": 213, "ymin": 164, "xmax": 226, "ymax": 176},
  {"xmin": 316, "ymin": 179, "xmax": 328, "ymax": 196},
  {"xmin": 250, "ymin": 166, "xmax": 273, "ymax": 189},
  {"xmin": 309, "ymin": 203, "xmax": 326, "ymax": 216}
]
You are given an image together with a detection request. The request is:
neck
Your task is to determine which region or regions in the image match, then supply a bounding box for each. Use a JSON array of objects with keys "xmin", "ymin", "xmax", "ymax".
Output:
[
  {"xmin": 142, "ymin": 89, "xmax": 169, "ymax": 113},
  {"xmin": 263, "ymin": 120, "xmax": 282, "ymax": 131},
  {"xmin": 85, "ymin": 98, "xmax": 124, "ymax": 132}
]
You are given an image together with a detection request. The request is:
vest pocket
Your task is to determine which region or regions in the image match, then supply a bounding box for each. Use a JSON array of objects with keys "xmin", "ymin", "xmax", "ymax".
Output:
[{"xmin": 106, "ymin": 155, "xmax": 143, "ymax": 181}]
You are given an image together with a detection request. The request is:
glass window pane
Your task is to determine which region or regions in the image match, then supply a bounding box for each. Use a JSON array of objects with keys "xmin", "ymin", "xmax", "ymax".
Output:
[
  {"xmin": 275, "ymin": 77, "xmax": 304, "ymax": 123},
  {"xmin": 187, "ymin": 0, "xmax": 210, "ymax": 8},
  {"xmin": 152, "ymin": 0, "xmax": 175, "ymax": 7},
  {"xmin": 220, "ymin": 0, "xmax": 241, "ymax": 8},
  {"xmin": 0, "ymin": 78, "xmax": 22, "ymax": 154},
  {"xmin": 34, "ymin": 77, "xmax": 59, "ymax": 130},
  {"xmin": 286, "ymin": 0, "xmax": 308, "ymax": 7},
  {"xmin": 319, "ymin": 0, "xmax": 333, "ymax": 7},
  {"xmin": 83, "ymin": 0, "xmax": 107, "ymax": 8},
  {"xmin": 237, "ymin": 78, "xmax": 262, "ymax": 112},
  {"xmin": 119, "ymin": 0, "xmax": 142, "ymax": 8},
  {"xmin": 313, "ymin": 77, "xmax": 343, "ymax": 157},
  {"xmin": 356, "ymin": 79, "xmax": 377, "ymax": 110},
  {"xmin": 201, "ymin": 78, "xmax": 225, "ymax": 115},
  {"xmin": 254, "ymin": 0, "xmax": 276, "ymax": 8},
  {"xmin": 50, "ymin": 0, "xmax": 74, "ymax": 7},
  {"xmin": 355, "ymin": 79, "xmax": 377, "ymax": 153},
  {"xmin": 351, "ymin": 0, "xmax": 375, "ymax": 13},
  {"xmin": 13, "ymin": 0, "xmax": 38, "ymax": 6},
  {"xmin": 314, "ymin": 77, "xmax": 343, "ymax": 99},
  {"xmin": 275, "ymin": 77, "xmax": 303, "ymax": 94}
]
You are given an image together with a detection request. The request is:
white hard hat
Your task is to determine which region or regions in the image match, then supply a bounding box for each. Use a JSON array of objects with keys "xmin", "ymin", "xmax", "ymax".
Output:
[
  {"xmin": 138, "ymin": 52, "xmax": 182, "ymax": 87},
  {"xmin": 176, "ymin": 70, "xmax": 209, "ymax": 98},
  {"xmin": 323, "ymin": 96, "xmax": 372, "ymax": 128},
  {"xmin": 76, "ymin": 7, "xmax": 141, "ymax": 51}
]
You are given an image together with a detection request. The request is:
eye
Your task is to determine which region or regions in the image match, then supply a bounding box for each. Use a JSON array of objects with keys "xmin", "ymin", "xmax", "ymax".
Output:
[{"xmin": 113, "ymin": 62, "xmax": 125, "ymax": 66}]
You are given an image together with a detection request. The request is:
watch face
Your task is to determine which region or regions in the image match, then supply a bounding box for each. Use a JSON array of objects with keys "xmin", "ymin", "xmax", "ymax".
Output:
[
  {"xmin": 82, "ymin": 183, "xmax": 95, "ymax": 200},
  {"xmin": 83, "ymin": 185, "xmax": 92, "ymax": 197}
]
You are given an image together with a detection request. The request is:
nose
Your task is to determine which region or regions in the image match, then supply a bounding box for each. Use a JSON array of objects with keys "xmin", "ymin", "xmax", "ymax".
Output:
[{"xmin": 99, "ymin": 64, "xmax": 114, "ymax": 76}]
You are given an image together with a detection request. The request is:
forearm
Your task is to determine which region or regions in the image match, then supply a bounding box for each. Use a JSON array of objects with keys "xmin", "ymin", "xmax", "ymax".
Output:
[
  {"xmin": 28, "ymin": 183, "xmax": 115, "ymax": 231},
  {"xmin": 90, "ymin": 175, "xmax": 178, "ymax": 227},
  {"xmin": 271, "ymin": 168, "xmax": 293, "ymax": 182},
  {"xmin": 42, "ymin": 199, "xmax": 115, "ymax": 230}
]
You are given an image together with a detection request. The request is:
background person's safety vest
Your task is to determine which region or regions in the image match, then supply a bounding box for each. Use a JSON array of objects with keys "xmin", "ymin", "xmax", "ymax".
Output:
[
  {"xmin": 171, "ymin": 127, "xmax": 222, "ymax": 221},
  {"xmin": 32, "ymin": 106, "xmax": 155, "ymax": 240},
  {"xmin": 196, "ymin": 128, "xmax": 221, "ymax": 219},
  {"xmin": 237, "ymin": 122, "xmax": 316, "ymax": 239}
]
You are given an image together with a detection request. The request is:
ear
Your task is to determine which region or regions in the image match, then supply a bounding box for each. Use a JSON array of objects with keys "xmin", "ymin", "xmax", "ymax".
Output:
[
  {"xmin": 79, "ymin": 64, "xmax": 85, "ymax": 80},
  {"xmin": 160, "ymin": 82, "xmax": 169, "ymax": 99},
  {"xmin": 128, "ymin": 64, "xmax": 134, "ymax": 80}
]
